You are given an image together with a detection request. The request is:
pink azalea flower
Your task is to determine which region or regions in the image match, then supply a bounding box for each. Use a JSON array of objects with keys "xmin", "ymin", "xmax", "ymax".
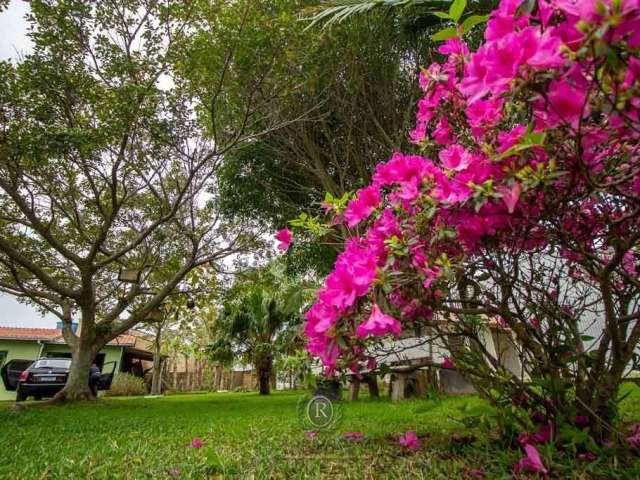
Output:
[
  {"xmin": 398, "ymin": 431, "xmax": 421, "ymax": 450},
  {"xmin": 519, "ymin": 424, "xmax": 553, "ymax": 446},
  {"xmin": 275, "ymin": 228, "xmax": 293, "ymax": 251},
  {"xmin": 441, "ymin": 357, "xmax": 455, "ymax": 369},
  {"xmin": 432, "ymin": 174, "xmax": 473, "ymax": 205},
  {"xmin": 372, "ymin": 153, "xmax": 437, "ymax": 188},
  {"xmin": 544, "ymin": 79, "xmax": 589, "ymax": 128},
  {"xmin": 497, "ymin": 183, "xmax": 521, "ymax": 214},
  {"xmin": 305, "ymin": 301, "xmax": 339, "ymax": 335},
  {"xmin": 305, "ymin": 431, "xmax": 318, "ymax": 440},
  {"xmin": 459, "ymin": 48, "xmax": 493, "ymax": 102},
  {"xmin": 530, "ymin": 317, "xmax": 541, "ymax": 330},
  {"xmin": 484, "ymin": 0, "xmax": 528, "ymax": 41},
  {"xmin": 438, "ymin": 38, "xmax": 469, "ymax": 57},
  {"xmin": 343, "ymin": 431, "xmax": 365, "ymax": 442},
  {"xmin": 439, "ymin": 145, "xmax": 473, "ymax": 171},
  {"xmin": 344, "ymin": 186, "xmax": 381, "ymax": 227},
  {"xmin": 317, "ymin": 240, "xmax": 378, "ymax": 311},
  {"xmin": 514, "ymin": 444, "xmax": 548, "ymax": 475},
  {"xmin": 526, "ymin": 27, "xmax": 566, "ymax": 69},
  {"xmin": 497, "ymin": 124, "xmax": 527, "ymax": 153},
  {"xmin": 409, "ymin": 121, "xmax": 427, "ymax": 143},
  {"xmin": 433, "ymin": 117, "xmax": 453, "ymax": 145},
  {"xmin": 356, "ymin": 304, "xmax": 402, "ymax": 338},
  {"xmin": 188, "ymin": 437, "xmax": 206, "ymax": 449},
  {"xmin": 466, "ymin": 98, "xmax": 504, "ymax": 127}
]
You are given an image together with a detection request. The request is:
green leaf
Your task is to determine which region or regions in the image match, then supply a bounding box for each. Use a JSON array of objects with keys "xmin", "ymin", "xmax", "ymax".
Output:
[
  {"xmin": 432, "ymin": 11, "xmax": 451, "ymax": 19},
  {"xmin": 461, "ymin": 14, "xmax": 488, "ymax": 34},
  {"xmin": 495, "ymin": 131, "xmax": 546, "ymax": 160},
  {"xmin": 449, "ymin": 0, "xmax": 467, "ymax": 22},
  {"xmin": 431, "ymin": 27, "xmax": 458, "ymax": 42}
]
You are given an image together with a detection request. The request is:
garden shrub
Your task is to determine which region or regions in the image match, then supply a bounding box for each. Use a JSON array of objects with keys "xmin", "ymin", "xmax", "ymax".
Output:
[
  {"xmin": 104, "ymin": 373, "xmax": 147, "ymax": 397},
  {"xmin": 289, "ymin": 0, "xmax": 640, "ymax": 472}
]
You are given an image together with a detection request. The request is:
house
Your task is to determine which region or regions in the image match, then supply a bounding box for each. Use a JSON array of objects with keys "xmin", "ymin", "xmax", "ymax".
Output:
[{"xmin": 0, "ymin": 325, "xmax": 155, "ymax": 401}]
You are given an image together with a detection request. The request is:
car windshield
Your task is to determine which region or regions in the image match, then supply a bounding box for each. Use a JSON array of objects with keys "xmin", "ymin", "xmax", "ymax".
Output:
[{"xmin": 33, "ymin": 359, "xmax": 72, "ymax": 369}]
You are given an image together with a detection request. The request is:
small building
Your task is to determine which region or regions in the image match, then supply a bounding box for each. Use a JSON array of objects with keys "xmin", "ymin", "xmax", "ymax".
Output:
[{"xmin": 0, "ymin": 326, "xmax": 154, "ymax": 401}]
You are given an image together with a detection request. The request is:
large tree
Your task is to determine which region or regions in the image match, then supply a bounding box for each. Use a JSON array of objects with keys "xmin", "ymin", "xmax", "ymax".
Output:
[
  {"xmin": 222, "ymin": 8, "xmax": 430, "ymax": 210},
  {"xmin": 0, "ymin": 0, "xmax": 278, "ymax": 401}
]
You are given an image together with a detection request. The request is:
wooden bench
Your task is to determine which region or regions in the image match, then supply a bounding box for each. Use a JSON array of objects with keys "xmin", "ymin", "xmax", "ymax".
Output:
[{"xmin": 347, "ymin": 356, "xmax": 438, "ymax": 402}]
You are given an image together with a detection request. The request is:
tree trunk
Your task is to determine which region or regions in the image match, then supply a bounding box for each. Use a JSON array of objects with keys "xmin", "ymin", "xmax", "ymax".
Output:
[
  {"xmin": 151, "ymin": 325, "xmax": 163, "ymax": 395},
  {"xmin": 151, "ymin": 357, "xmax": 163, "ymax": 395},
  {"xmin": 256, "ymin": 353, "xmax": 273, "ymax": 395},
  {"xmin": 51, "ymin": 341, "xmax": 95, "ymax": 402}
]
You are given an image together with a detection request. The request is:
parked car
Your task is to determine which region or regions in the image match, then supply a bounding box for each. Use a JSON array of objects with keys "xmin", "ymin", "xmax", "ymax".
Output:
[{"xmin": 0, "ymin": 357, "xmax": 116, "ymax": 401}]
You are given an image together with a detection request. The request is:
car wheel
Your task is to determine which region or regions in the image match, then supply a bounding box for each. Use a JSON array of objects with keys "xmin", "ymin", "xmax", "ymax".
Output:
[{"xmin": 16, "ymin": 391, "xmax": 27, "ymax": 402}]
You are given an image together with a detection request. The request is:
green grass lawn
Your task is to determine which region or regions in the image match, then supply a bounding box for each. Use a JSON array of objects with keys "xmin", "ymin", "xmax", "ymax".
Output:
[{"xmin": 1, "ymin": 385, "xmax": 640, "ymax": 479}]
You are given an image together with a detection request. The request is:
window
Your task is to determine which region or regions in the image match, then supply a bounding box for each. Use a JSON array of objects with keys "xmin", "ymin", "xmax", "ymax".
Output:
[
  {"xmin": 0, "ymin": 351, "xmax": 7, "ymax": 369},
  {"xmin": 45, "ymin": 352, "xmax": 71, "ymax": 359},
  {"xmin": 34, "ymin": 359, "xmax": 72, "ymax": 369}
]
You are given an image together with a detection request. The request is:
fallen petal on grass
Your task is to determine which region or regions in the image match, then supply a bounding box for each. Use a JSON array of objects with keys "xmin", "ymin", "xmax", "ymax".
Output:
[
  {"xmin": 343, "ymin": 431, "xmax": 365, "ymax": 442},
  {"xmin": 188, "ymin": 437, "xmax": 206, "ymax": 449},
  {"xmin": 398, "ymin": 431, "xmax": 421, "ymax": 451}
]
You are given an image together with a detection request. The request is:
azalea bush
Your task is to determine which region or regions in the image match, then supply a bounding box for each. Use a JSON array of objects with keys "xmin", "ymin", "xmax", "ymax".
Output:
[{"xmin": 294, "ymin": 0, "xmax": 640, "ymax": 463}]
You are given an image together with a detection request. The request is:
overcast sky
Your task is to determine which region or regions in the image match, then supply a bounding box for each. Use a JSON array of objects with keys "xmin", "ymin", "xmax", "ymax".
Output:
[{"xmin": 0, "ymin": 1, "xmax": 57, "ymax": 328}]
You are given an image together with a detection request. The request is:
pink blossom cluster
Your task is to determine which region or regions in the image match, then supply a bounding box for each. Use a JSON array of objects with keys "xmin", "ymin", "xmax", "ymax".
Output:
[{"xmin": 302, "ymin": 0, "xmax": 640, "ymax": 376}]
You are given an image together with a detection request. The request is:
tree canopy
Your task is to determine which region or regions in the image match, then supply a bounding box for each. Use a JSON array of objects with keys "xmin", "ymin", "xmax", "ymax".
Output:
[{"xmin": 0, "ymin": 0, "xmax": 280, "ymax": 400}]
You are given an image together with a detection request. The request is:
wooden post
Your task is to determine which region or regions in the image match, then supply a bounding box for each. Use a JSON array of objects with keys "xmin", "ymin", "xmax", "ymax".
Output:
[
  {"xmin": 365, "ymin": 373, "xmax": 379, "ymax": 399},
  {"xmin": 391, "ymin": 373, "xmax": 407, "ymax": 402},
  {"xmin": 348, "ymin": 376, "xmax": 360, "ymax": 401},
  {"xmin": 415, "ymin": 370, "xmax": 428, "ymax": 398}
]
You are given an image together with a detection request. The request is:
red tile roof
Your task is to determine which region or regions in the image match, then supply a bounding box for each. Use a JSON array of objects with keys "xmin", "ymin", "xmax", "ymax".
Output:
[
  {"xmin": 0, "ymin": 327, "xmax": 61, "ymax": 341},
  {"xmin": 0, "ymin": 327, "xmax": 136, "ymax": 346}
]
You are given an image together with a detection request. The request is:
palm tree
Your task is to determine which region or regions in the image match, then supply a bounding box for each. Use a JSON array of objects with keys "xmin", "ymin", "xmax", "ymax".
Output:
[{"xmin": 208, "ymin": 266, "xmax": 311, "ymax": 395}]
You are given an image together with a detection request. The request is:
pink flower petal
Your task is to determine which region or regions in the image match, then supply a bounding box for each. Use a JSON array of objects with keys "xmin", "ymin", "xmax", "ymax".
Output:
[
  {"xmin": 514, "ymin": 444, "xmax": 548, "ymax": 475},
  {"xmin": 398, "ymin": 430, "xmax": 421, "ymax": 450},
  {"xmin": 441, "ymin": 357, "xmax": 455, "ymax": 369},
  {"xmin": 275, "ymin": 229, "xmax": 293, "ymax": 251},
  {"xmin": 343, "ymin": 431, "xmax": 365, "ymax": 442}
]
